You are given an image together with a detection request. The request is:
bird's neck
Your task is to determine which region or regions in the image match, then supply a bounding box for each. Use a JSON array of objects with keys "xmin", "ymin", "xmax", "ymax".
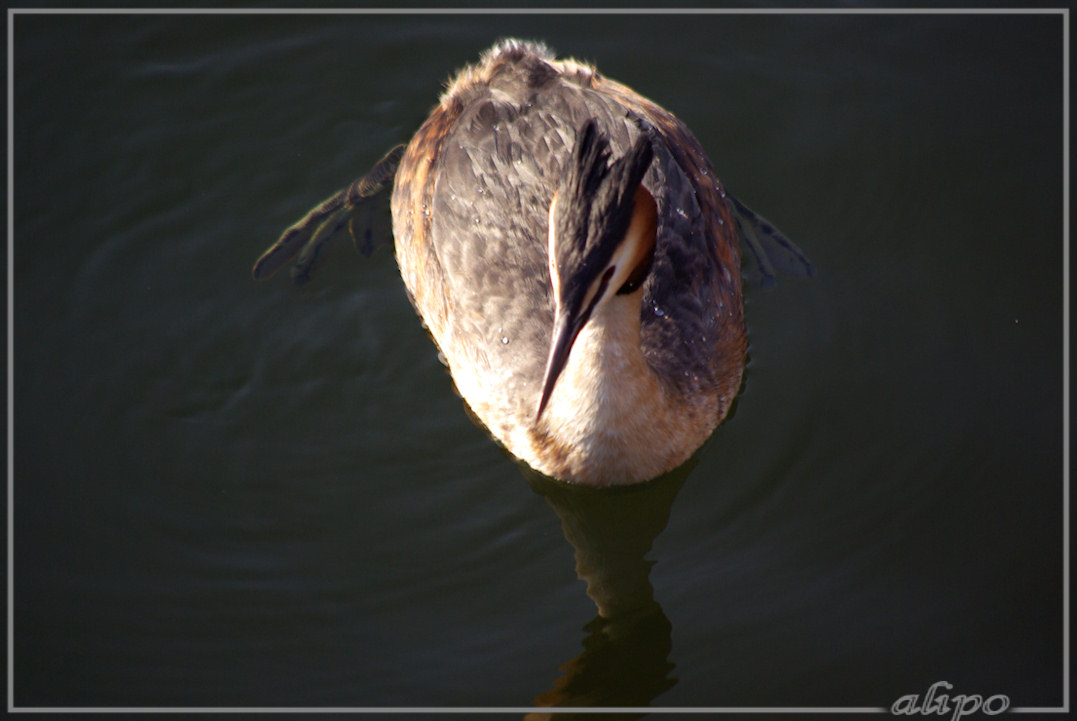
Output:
[
  {"xmin": 526, "ymin": 291, "xmax": 714, "ymax": 486},
  {"xmin": 563, "ymin": 291, "xmax": 653, "ymax": 426}
]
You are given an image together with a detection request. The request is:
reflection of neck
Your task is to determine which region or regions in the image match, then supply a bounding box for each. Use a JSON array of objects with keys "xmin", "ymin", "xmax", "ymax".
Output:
[
  {"xmin": 525, "ymin": 468, "xmax": 688, "ymax": 714},
  {"xmin": 557, "ymin": 478, "xmax": 660, "ymax": 619},
  {"xmin": 530, "ymin": 465, "xmax": 687, "ymax": 617},
  {"xmin": 527, "ymin": 608, "xmax": 674, "ymax": 717}
]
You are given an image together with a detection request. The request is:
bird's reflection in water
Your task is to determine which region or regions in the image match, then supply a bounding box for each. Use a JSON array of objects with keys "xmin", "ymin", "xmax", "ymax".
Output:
[{"xmin": 521, "ymin": 461, "xmax": 693, "ymax": 718}]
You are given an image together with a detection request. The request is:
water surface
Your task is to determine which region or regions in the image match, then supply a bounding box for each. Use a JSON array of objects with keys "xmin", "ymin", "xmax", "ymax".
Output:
[{"xmin": 12, "ymin": 10, "xmax": 1064, "ymax": 713}]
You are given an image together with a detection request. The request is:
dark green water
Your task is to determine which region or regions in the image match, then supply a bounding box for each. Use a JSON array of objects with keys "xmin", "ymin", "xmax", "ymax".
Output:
[{"xmin": 11, "ymin": 10, "xmax": 1065, "ymax": 714}]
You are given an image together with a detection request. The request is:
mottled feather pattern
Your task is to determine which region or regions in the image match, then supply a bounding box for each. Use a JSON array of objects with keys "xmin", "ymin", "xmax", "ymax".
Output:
[
  {"xmin": 391, "ymin": 100, "xmax": 466, "ymax": 340},
  {"xmin": 390, "ymin": 39, "xmax": 748, "ymax": 482},
  {"xmin": 400, "ymin": 40, "xmax": 743, "ymax": 417}
]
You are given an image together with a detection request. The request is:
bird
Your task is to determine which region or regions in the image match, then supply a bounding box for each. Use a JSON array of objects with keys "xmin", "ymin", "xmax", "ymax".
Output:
[{"xmin": 253, "ymin": 39, "xmax": 812, "ymax": 487}]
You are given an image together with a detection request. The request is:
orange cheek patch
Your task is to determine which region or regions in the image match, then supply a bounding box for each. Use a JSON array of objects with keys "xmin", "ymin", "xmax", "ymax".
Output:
[{"xmin": 616, "ymin": 185, "xmax": 658, "ymax": 294}]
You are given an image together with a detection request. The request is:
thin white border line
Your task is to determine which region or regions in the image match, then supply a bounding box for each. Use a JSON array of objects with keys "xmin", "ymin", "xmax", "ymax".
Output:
[
  {"xmin": 2, "ymin": 4, "xmax": 1068, "ymax": 715},
  {"xmin": 6, "ymin": 6, "xmax": 15, "ymax": 718},
  {"xmin": 8, "ymin": 707, "xmax": 890, "ymax": 714},
  {"xmin": 1062, "ymin": 6, "xmax": 1072, "ymax": 716},
  {"xmin": 3, "ymin": 6, "xmax": 1071, "ymax": 15},
  {"xmin": 2, "ymin": 707, "xmax": 1069, "ymax": 715}
]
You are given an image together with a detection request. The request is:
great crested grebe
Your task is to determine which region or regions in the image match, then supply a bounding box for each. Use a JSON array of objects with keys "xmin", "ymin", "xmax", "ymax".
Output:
[{"xmin": 254, "ymin": 39, "xmax": 812, "ymax": 486}]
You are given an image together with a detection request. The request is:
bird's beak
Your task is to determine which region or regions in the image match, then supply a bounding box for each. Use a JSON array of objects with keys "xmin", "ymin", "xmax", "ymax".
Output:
[
  {"xmin": 536, "ymin": 311, "xmax": 579, "ymax": 421},
  {"xmin": 535, "ymin": 267, "xmax": 614, "ymax": 421}
]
